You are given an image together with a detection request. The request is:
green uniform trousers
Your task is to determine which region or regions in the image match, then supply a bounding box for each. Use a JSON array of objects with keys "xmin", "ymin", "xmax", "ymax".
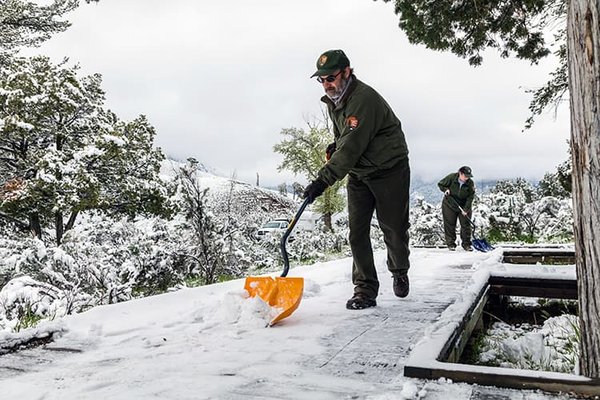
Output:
[
  {"xmin": 441, "ymin": 199, "xmax": 472, "ymax": 248},
  {"xmin": 347, "ymin": 158, "xmax": 410, "ymax": 299}
]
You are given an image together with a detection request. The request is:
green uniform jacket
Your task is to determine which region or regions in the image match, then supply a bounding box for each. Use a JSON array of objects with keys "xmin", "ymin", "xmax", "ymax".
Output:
[
  {"xmin": 317, "ymin": 76, "xmax": 409, "ymax": 186},
  {"xmin": 437, "ymin": 173, "xmax": 475, "ymax": 211}
]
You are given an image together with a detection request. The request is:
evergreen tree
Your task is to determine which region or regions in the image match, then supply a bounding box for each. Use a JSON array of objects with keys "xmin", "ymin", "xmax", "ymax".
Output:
[
  {"xmin": 491, "ymin": 178, "xmax": 538, "ymax": 203},
  {"xmin": 0, "ymin": 56, "xmax": 171, "ymax": 244},
  {"xmin": 376, "ymin": 0, "xmax": 567, "ymax": 128},
  {"xmin": 173, "ymin": 158, "xmax": 229, "ymax": 285},
  {"xmin": 538, "ymin": 167, "xmax": 571, "ymax": 198},
  {"xmin": 555, "ymin": 157, "xmax": 572, "ymax": 194},
  {"xmin": 0, "ymin": 0, "xmax": 98, "ymax": 65}
]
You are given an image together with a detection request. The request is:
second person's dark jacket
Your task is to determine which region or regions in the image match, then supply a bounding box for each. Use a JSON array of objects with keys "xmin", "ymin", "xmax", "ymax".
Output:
[{"xmin": 438, "ymin": 173, "xmax": 476, "ymax": 211}]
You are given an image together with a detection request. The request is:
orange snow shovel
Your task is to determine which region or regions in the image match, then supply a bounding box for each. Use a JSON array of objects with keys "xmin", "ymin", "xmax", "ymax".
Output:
[{"xmin": 244, "ymin": 198, "xmax": 309, "ymax": 326}]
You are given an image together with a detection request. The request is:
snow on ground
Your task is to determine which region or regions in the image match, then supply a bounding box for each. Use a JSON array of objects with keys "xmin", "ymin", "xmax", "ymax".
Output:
[{"xmin": 0, "ymin": 248, "xmax": 580, "ymax": 399}]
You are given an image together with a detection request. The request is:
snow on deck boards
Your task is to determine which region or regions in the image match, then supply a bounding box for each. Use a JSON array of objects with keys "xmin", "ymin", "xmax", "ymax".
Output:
[
  {"xmin": 312, "ymin": 263, "xmax": 473, "ymax": 384},
  {"xmin": 0, "ymin": 248, "xmax": 580, "ymax": 399},
  {"xmin": 228, "ymin": 250, "xmax": 576, "ymax": 400},
  {"xmin": 0, "ymin": 343, "xmax": 84, "ymax": 379},
  {"xmin": 225, "ymin": 254, "xmax": 486, "ymax": 398}
]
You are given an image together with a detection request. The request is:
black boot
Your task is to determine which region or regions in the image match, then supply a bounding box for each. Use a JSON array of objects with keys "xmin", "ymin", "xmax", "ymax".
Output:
[
  {"xmin": 392, "ymin": 273, "xmax": 409, "ymax": 298},
  {"xmin": 346, "ymin": 293, "xmax": 377, "ymax": 310}
]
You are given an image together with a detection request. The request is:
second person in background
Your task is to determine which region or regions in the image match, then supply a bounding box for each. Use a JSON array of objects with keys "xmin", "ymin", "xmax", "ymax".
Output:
[{"xmin": 438, "ymin": 166, "xmax": 476, "ymax": 251}]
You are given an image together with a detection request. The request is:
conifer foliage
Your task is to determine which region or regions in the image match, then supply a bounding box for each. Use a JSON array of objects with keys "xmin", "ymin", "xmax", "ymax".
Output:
[
  {"xmin": 378, "ymin": 0, "xmax": 568, "ymax": 128},
  {"xmin": 0, "ymin": 56, "xmax": 171, "ymax": 244},
  {"xmin": 379, "ymin": 0, "xmax": 564, "ymax": 65},
  {"xmin": 0, "ymin": 0, "xmax": 98, "ymax": 65}
]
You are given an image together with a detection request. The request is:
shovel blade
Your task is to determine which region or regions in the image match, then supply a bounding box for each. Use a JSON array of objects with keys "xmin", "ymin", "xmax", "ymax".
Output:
[
  {"xmin": 473, "ymin": 239, "xmax": 494, "ymax": 252},
  {"xmin": 244, "ymin": 276, "xmax": 304, "ymax": 326}
]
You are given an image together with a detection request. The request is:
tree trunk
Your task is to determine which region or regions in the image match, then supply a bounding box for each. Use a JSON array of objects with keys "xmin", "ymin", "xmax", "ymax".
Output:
[
  {"xmin": 29, "ymin": 213, "xmax": 42, "ymax": 240},
  {"xmin": 567, "ymin": 0, "xmax": 600, "ymax": 378},
  {"xmin": 65, "ymin": 210, "xmax": 79, "ymax": 231},
  {"xmin": 55, "ymin": 211, "xmax": 64, "ymax": 246},
  {"xmin": 323, "ymin": 211, "xmax": 333, "ymax": 232}
]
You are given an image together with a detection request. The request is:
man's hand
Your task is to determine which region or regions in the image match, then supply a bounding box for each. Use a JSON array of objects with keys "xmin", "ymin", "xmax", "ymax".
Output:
[
  {"xmin": 325, "ymin": 142, "xmax": 336, "ymax": 161},
  {"xmin": 303, "ymin": 179, "xmax": 327, "ymax": 204}
]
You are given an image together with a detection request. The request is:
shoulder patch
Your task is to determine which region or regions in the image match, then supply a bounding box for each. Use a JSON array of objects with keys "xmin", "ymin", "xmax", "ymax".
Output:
[{"xmin": 346, "ymin": 116, "xmax": 359, "ymax": 130}]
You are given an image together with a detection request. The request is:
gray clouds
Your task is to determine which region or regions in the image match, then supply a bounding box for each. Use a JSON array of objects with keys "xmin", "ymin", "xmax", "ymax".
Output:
[{"xmin": 35, "ymin": 0, "xmax": 569, "ymax": 186}]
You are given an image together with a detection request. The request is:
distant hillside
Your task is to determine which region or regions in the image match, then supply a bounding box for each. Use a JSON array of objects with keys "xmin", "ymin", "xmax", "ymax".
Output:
[
  {"xmin": 261, "ymin": 176, "xmax": 500, "ymax": 207},
  {"xmin": 410, "ymin": 178, "xmax": 498, "ymax": 205},
  {"xmin": 161, "ymin": 159, "xmax": 297, "ymax": 222},
  {"xmin": 169, "ymin": 157, "xmax": 503, "ymax": 208}
]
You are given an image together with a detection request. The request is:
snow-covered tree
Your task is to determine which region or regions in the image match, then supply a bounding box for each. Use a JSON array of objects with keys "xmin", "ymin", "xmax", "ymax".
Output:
[
  {"xmin": 0, "ymin": 0, "xmax": 98, "ymax": 65},
  {"xmin": 539, "ymin": 157, "xmax": 572, "ymax": 198},
  {"xmin": 274, "ymin": 120, "xmax": 345, "ymax": 231},
  {"xmin": 0, "ymin": 56, "xmax": 171, "ymax": 245},
  {"xmin": 484, "ymin": 179, "xmax": 535, "ymax": 242},
  {"xmin": 480, "ymin": 178, "xmax": 573, "ymax": 243},
  {"xmin": 520, "ymin": 196, "xmax": 570, "ymax": 241},
  {"xmin": 409, "ymin": 196, "xmax": 444, "ymax": 246},
  {"xmin": 172, "ymin": 159, "xmax": 231, "ymax": 285},
  {"xmin": 492, "ymin": 178, "xmax": 538, "ymax": 203},
  {"xmin": 535, "ymin": 198, "xmax": 573, "ymax": 243},
  {"xmin": 538, "ymin": 171, "xmax": 570, "ymax": 199}
]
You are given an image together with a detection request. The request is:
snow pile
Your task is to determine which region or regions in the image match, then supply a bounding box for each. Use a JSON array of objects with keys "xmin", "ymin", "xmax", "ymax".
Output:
[{"xmin": 205, "ymin": 289, "xmax": 282, "ymax": 328}]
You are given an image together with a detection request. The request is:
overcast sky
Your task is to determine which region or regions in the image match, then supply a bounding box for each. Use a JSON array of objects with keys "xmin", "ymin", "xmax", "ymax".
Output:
[{"xmin": 33, "ymin": 0, "xmax": 570, "ymax": 187}]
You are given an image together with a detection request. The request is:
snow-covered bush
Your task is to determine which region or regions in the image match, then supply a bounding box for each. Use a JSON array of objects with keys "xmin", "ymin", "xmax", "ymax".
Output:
[
  {"xmin": 477, "ymin": 314, "xmax": 580, "ymax": 373},
  {"xmin": 479, "ymin": 179, "xmax": 573, "ymax": 243},
  {"xmin": 0, "ymin": 230, "xmax": 38, "ymax": 288},
  {"xmin": 535, "ymin": 198, "xmax": 574, "ymax": 243},
  {"xmin": 0, "ymin": 276, "xmax": 62, "ymax": 332},
  {"xmin": 409, "ymin": 196, "xmax": 444, "ymax": 246},
  {"xmin": 61, "ymin": 215, "xmax": 180, "ymax": 300}
]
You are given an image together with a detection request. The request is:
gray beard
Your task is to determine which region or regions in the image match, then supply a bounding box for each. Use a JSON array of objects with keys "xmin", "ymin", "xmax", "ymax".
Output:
[{"xmin": 327, "ymin": 76, "xmax": 351, "ymax": 104}]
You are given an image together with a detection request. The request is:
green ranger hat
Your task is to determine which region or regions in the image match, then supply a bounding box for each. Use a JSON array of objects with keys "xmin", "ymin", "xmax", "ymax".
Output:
[
  {"xmin": 310, "ymin": 49, "xmax": 350, "ymax": 78},
  {"xmin": 459, "ymin": 166, "xmax": 473, "ymax": 177}
]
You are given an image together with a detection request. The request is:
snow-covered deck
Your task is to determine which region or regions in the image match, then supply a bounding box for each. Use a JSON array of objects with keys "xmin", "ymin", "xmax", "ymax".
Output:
[
  {"xmin": 0, "ymin": 247, "xmax": 591, "ymax": 399},
  {"xmin": 404, "ymin": 253, "xmax": 599, "ymax": 397}
]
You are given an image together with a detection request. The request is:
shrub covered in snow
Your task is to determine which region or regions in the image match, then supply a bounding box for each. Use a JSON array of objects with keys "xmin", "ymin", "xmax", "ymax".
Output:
[
  {"xmin": 476, "ymin": 314, "xmax": 580, "ymax": 373},
  {"xmin": 409, "ymin": 178, "xmax": 573, "ymax": 247}
]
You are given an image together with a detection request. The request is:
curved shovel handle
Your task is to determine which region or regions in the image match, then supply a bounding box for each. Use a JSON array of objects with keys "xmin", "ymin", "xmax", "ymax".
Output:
[{"xmin": 280, "ymin": 198, "xmax": 311, "ymax": 277}]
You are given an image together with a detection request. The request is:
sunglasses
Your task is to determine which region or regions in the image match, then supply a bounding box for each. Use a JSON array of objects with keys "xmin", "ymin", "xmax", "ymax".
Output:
[{"xmin": 316, "ymin": 70, "xmax": 343, "ymax": 83}]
